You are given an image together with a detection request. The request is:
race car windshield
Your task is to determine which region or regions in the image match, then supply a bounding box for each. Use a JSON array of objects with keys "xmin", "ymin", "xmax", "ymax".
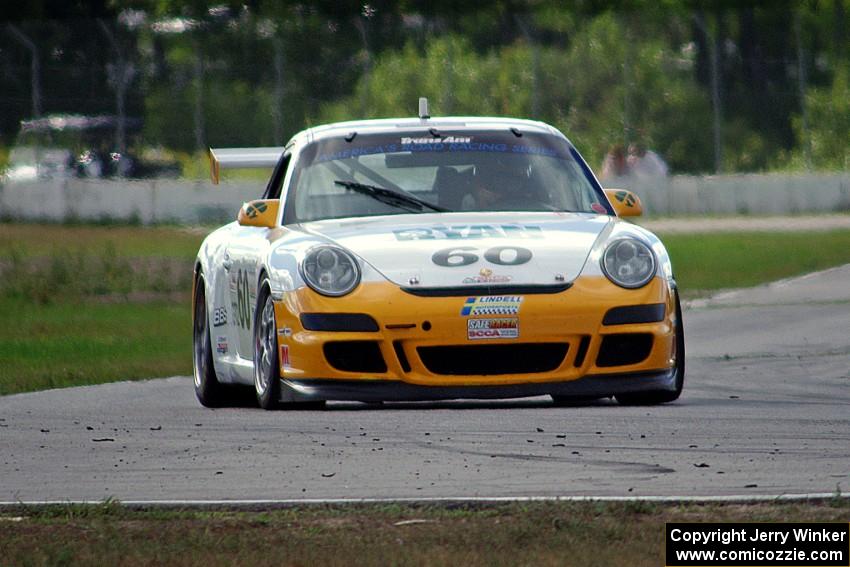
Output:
[
  {"xmin": 287, "ymin": 130, "xmax": 611, "ymax": 223},
  {"xmin": 333, "ymin": 179, "xmax": 449, "ymax": 213}
]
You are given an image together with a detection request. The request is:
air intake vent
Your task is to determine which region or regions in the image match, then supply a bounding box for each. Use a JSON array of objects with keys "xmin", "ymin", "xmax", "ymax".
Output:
[
  {"xmin": 323, "ymin": 341, "xmax": 387, "ymax": 373},
  {"xmin": 417, "ymin": 344, "xmax": 568, "ymax": 376},
  {"xmin": 596, "ymin": 334, "xmax": 653, "ymax": 367}
]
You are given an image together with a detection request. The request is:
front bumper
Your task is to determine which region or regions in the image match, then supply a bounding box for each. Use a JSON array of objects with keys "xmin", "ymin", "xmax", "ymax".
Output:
[{"xmin": 273, "ymin": 275, "xmax": 677, "ymax": 397}]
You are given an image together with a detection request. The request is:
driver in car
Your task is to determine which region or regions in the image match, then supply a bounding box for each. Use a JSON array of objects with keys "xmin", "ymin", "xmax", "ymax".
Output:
[{"xmin": 461, "ymin": 158, "xmax": 526, "ymax": 211}]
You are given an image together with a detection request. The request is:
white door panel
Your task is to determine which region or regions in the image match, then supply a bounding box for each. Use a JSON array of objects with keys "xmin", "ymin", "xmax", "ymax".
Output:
[
  {"xmin": 226, "ymin": 227, "xmax": 270, "ymax": 360},
  {"xmin": 203, "ymin": 225, "xmax": 242, "ymax": 383}
]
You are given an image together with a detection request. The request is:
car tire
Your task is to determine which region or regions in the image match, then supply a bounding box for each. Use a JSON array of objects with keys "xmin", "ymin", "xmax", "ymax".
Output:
[
  {"xmin": 193, "ymin": 273, "xmax": 227, "ymax": 407},
  {"xmin": 252, "ymin": 278, "xmax": 327, "ymax": 410},
  {"xmin": 615, "ymin": 289, "xmax": 685, "ymax": 406},
  {"xmin": 254, "ymin": 280, "xmax": 282, "ymax": 410}
]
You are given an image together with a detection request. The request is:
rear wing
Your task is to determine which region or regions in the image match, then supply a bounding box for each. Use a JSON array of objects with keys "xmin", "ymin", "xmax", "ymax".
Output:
[{"xmin": 208, "ymin": 147, "xmax": 284, "ymax": 184}]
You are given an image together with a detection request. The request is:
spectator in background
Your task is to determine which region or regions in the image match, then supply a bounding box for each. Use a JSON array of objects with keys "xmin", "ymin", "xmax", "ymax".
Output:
[
  {"xmin": 599, "ymin": 144, "xmax": 630, "ymax": 180},
  {"xmin": 77, "ymin": 149, "xmax": 104, "ymax": 178},
  {"xmin": 627, "ymin": 142, "xmax": 669, "ymax": 178}
]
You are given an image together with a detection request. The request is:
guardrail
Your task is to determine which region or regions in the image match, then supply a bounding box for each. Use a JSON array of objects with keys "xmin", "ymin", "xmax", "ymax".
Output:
[{"xmin": 1, "ymin": 173, "xmax": 849, "ymax": 224}]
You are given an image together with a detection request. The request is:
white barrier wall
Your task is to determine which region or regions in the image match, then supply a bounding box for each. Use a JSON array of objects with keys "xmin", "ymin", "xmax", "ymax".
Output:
[
  {"xmin": 608, "ymin": 173, "xmax": 850, "ymax": 216},
  {"xmin": 0, "ymin": 178, "xmax": 263, "ymax": 224},
  {"xmin": 1, "ymin": 173, "xmax": 849, "ymax": 223}
]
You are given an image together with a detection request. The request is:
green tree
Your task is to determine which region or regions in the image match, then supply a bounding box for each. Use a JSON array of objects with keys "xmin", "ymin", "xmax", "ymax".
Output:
[
  {"xmin": 319, "ymin": 15, "xmax": 717, "ymax": 173},
  {"xmin": 793, "ymin": 64, "xmax": 850, "ymax": 170}
]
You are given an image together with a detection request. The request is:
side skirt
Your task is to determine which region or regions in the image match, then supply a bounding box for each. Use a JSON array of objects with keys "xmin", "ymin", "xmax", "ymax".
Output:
[{"xmin": 213, "ymin": 355, "xmax": 255, "ymax": 386}]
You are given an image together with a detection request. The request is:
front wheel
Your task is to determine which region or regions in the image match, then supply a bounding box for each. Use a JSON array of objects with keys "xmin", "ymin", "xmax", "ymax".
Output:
[
  {"xmin": 254, "ymin": 281, "xmax": 282, "ymax": 410},
  {"xmin": 615, "ymin": 290, "xmax": 685, "ymax": 406}
]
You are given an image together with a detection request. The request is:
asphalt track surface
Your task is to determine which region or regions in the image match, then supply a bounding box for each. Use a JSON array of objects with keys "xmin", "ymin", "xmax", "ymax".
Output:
[{"xmin": 1, "ymin": 267, "xmax": 848, "ymax": 504}]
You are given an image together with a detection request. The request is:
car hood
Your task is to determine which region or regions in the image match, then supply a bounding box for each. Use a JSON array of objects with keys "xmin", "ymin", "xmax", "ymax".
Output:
[{"xmin": 294, "ymin": 212, "xmax": 612, "ymax": 289}]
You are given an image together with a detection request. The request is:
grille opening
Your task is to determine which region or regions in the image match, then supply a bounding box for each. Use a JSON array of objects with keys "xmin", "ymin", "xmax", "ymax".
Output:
[
  {"xmin": 393, "ymin": 340, "xmax": 411, "ymax": 372},
  {"xmin": 417, "ymin": 343, "xmax": 568, "ymax": 376},
  {"xmin": 323, "ymin": 341, "xmax": 387, "ymax": 373},
  {"xmin": 573, "ymin": 335, "xmax": 590, "ymax": 368},
  {"xmin": 596, "ymin": 333, "xmax": 653, "ymax": 367}
]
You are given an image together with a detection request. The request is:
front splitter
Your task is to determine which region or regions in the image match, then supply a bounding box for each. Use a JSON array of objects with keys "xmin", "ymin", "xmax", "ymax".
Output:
[{"xmin": 282, "ymin": 368, "xmax": 676, "ymax": 402}]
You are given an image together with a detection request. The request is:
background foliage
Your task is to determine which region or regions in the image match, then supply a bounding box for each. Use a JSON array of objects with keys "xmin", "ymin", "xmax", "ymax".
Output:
[{"xmin": 1, "ymin": 1, "xmax": 848, "ymax": 174}]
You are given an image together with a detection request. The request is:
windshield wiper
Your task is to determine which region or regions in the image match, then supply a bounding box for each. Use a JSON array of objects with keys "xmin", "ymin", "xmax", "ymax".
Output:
[{"xmin": 334, "ymin": 180, "xmax": 449, "ymax": 213}]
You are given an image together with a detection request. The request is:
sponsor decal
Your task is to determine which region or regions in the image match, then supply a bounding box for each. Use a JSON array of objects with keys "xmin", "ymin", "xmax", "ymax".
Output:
[
  {"xmin": 215, "ymin": 336, "xmax": 228, "ymax": 354},
  {"xmin": 316, "ymin": 145, "xmax": 390, "ymax": 163},
  {"xmin": 614, "ymin": 190, "xmax": 636, "ymax": 207},
  {"xmin": 244, "ymin": 201, "xmax": 268, "ymax": 219},
  {"xmin": 278, "ymin": 327, "xmax": 293, "ymax": 338},
  {"xmin": 315, "ymin": 138, "xmax": 571, "ymax": 165},
  {"xmin": 212, "ymin": 307, "xmax": 228, "ymax": 327},
  {"xmin": 394, "ymin": 224, "xmax": 543, "ymax": 241},
  {"xmin": 463, "ymin": 267, "xmax": 512, "ymax": 284},
  {"xmin": 510, "ymin": 144, "xmax": 559, "ymax": 157},
  {"xmin": 461, "ymin": 295, "xmax": 523, "ymax": 316},
  {"xmin": 401, "ymin": 136, "xmax": 472, "ymax": 144},
  {"xmin": 279, "ymin": 344, "xmax": 291, "ymax": 370},
  {"xmin": 468, "ymin": 318, "xmax": 519, "ymax": 340}
]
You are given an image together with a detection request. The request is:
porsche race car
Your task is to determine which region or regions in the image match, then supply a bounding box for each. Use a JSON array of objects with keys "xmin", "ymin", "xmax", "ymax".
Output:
[{"xmin": 192, "ymin": 100, "xmax": 684, "ymax": 409}]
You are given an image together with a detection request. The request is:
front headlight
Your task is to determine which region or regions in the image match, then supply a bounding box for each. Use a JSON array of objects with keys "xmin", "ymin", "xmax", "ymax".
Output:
[
  {"xmin": 601, "ymin": 238, "xmax": 656, "ymax": 289},
  {"xmin": 300, "ymin": 245, "xmax": 361, "ymax": 296}
]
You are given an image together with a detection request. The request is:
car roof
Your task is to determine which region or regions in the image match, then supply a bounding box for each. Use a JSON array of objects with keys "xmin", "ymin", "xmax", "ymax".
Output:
[{"xmin": 291, "ymin": 116, "xmax": 570, "ymax": 146}]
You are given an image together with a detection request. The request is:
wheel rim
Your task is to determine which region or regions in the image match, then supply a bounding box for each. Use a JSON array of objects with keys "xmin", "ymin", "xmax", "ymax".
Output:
[
  {"xmin": 254, "ymin": 293, "xmax": 276, "ymax": 395},
  {"xmin": 193, "ymin": 280, "xmax": 207, "ymax": 389}
]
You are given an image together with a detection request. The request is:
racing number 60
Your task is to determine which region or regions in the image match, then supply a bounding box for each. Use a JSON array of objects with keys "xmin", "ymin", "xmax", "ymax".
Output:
[{"xmin": 432, "ymin": 245, "xmax": 532, "ymax": 267}]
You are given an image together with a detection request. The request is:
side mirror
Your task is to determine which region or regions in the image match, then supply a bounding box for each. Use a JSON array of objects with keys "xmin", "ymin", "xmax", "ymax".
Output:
[
  {"xmin": 237, "ymin": 199, "xmax": 280, "ymax": 228},
  {"xmin": 603, "ymin": 188, "xmax": 643, "ymax": 217}
]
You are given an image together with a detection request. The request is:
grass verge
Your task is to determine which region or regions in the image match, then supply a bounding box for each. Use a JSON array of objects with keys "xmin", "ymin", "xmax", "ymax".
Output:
[
  {"xmin": 0, "ymin": 500, "xmax": 847, "ymax": 566},
  {"xmin": 659, "ymin": 229, "xmax": 850, "ymax": 292},
  {"xmin": 0, "ymin": 298, "xmax": 191, "ymax": 396},
  {"xmin": 0, "ymin": 223, "xmax": 204, "ymax": 259}
]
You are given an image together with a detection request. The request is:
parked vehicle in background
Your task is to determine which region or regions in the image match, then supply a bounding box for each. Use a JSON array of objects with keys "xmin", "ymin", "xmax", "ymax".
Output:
[{"xmin": 1, "ymin": 114, "xmax": 180, "ymax": 182}]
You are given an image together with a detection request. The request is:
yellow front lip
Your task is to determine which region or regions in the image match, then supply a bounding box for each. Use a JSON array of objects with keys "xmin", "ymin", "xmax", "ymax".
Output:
[{"xmin": 273, "ymin": 276, "xmax": 676, "ymax": 387}]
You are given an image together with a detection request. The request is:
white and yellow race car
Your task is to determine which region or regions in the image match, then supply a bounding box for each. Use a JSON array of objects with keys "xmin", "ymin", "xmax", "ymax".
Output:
[{"xmin": 192, "ymin": 101, "xmax": 684, "ymax": 409}]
